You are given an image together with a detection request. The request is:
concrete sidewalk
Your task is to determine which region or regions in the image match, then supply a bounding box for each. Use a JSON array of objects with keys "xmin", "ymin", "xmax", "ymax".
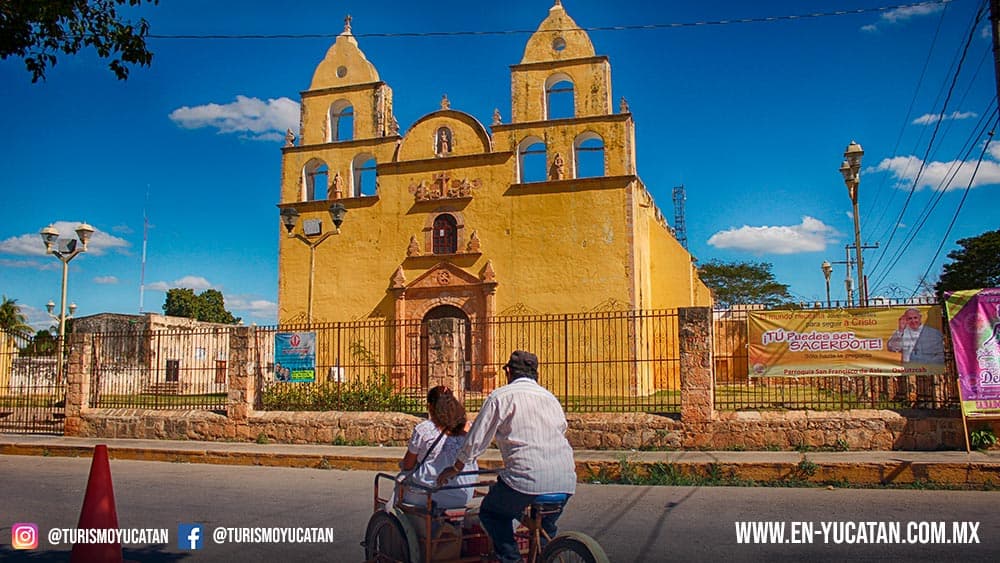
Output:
[{"xmin": 2, "ymin": 434, "xmax": 999, "ymax": 487}]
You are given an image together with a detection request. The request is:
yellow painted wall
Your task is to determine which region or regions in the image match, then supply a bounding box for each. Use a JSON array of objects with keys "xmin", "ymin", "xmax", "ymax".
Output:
[{"xmin": 277, "ymin": 4, "xmax": 711, "ymax": 326}]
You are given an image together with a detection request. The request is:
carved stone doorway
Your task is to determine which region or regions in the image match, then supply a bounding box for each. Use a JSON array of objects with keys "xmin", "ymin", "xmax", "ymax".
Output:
[{"xmin": 422, "ymin": 305, "xmax": 470, "ymax": 398}]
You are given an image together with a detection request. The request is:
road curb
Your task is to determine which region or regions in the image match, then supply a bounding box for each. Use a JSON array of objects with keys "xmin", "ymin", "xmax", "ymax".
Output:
[{"xmin": 4, "ymin": 443, "xmax": 999, "ymax": 487}]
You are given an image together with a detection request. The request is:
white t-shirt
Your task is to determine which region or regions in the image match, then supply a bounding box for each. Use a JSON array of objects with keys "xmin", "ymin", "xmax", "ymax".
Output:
[{"xmin": 403, "ymin": 419, "xmax": 477, "ymax": 509}]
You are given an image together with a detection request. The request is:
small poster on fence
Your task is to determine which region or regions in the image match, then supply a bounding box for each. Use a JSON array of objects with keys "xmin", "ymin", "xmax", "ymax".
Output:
[
  {"xmin": 274, "ymin": 332, "xmax": 317, "ymax": 383},
  {"xmin": 944, "ymin": 288, "xmax": 1000, "ymax": 417},
  {"xmin": 747, "ymin": 306, "xmax": 947, "ymax": 378}
]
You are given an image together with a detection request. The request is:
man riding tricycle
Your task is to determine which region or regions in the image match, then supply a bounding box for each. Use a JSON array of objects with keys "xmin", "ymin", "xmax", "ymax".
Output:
[{"xmin": 362, "ymin": 351, "xmax": 608, "ymax": 563}]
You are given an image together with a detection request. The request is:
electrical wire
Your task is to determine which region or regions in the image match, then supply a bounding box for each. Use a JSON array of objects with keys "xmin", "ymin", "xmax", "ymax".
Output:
[
  {"xmin": 910, "ymin": 116, "xmax": 998, "ymax": 296},
  {"xmin": 866, "ymin": 0, "xmax": 987, "ymax": 278},
  {"xmin": 145, "ymin": 1, "xmax": 952, "ymax": 40},
  {"xmin": 870, "ymin": 102, "xmax": 997, "ymax": 291}
]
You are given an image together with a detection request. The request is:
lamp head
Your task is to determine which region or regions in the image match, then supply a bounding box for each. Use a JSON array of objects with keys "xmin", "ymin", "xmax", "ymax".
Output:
[
  {"xmin": 821, "ymin": 260, "xmax": 832, "ymax": 279},
  {"xmin": 844, "ymin": 141, "xmax": 864, "ymax": 167},
  {"xmin": 69, "ymin": 302, "xmax": 77, "ymax": 316},
  {"xmin": 46, "ymin": 300, "xmax": 55, "ymax": 314},
  {"xmin": 839, "ymin": 160, "xmax": 853, "ymax": 182},
  {"xmin": 75, "ymin": 223, "xmax": 95, "ymax": 250},
  {"xmin": 40, "ymin": 225, "xmax": 59, "ymax": 252},
  {"xmin": 280, "ymin": 207, "xmax": 300, "ymax": 235},
  {"xmin": 329, "ymin": 202, "xmax": 347, "ymax": 230}
]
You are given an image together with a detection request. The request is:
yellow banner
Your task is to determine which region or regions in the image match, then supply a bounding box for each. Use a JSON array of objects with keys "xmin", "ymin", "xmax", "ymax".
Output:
[{"xmin": 747, "ymin": 306, "xmax": 947, "ymax": 377}]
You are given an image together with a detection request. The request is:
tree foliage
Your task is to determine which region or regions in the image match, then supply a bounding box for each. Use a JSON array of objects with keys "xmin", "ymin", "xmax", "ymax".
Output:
[
  {"xmin": 20, "ymin": 329, "xmax": 57, "ymax": 356},
  {"xmin": 1, "ymin": 0, "xmax": 158, "ymax": 82},
  {"xmin": 0, "ymin": 295, "xmax": 33, "ymax": 337},
  {"xmin": 698, "ymin": 260, "xmax": 792, "ymax": 309},
  {"xmin": 935, "ymin": 228, "xmax": 1000, "ymax": 294},
  {"xmin": 163, "ymin": 288, "xmax": 241, "ymax": 325}
]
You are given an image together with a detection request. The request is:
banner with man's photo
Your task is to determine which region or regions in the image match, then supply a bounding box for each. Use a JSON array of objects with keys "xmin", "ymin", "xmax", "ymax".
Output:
[
  {"xmin": 747, "ymin": 306, "xmax": 947, "ymax": 378},
  {"xmin": 944, "ymin": 288, "xmax": 1000, "ymax": 417}
]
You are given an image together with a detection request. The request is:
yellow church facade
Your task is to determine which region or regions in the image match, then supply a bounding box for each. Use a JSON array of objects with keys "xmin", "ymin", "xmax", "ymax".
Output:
[{"xmin": 276, "ymin": 3, "xmax": 711, "ymax": 394}]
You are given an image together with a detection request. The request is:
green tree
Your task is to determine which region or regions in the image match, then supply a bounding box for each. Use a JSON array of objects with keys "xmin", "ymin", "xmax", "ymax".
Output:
[
  {"xmin": 21, "ymin": 329, "xmax": 57, "ymax": 356},
  {"xmin": 1, "ymin": 0, "xmax": 158, "ymax": 82},
  {"xmin": 698, "ymin": 260, "xmax": 792, "ymax": 309},
  {"xmin": 935, "ymin": 228, "xmax": 1000, "ymax": 294},
  {"xmin": 0, "ymin": 295, "xmax": 33, "ymax": 337},
  {"xmin": 162, "ymin": 288, "xmax": 241, "ymax": 324}
]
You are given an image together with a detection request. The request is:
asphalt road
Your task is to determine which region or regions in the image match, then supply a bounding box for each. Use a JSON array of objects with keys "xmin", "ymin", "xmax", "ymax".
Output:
[{"xmin": 1, "ymin": 455, "xmax": 998, "ymax": 562}]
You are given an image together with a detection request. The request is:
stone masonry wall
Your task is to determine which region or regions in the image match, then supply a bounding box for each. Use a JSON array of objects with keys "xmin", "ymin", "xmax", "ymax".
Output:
[{"xmin": 64, "ymin": 315, "xmax": 974, "ymax": 452}]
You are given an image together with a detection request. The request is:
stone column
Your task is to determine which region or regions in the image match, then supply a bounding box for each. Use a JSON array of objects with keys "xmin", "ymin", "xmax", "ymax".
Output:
[
  {"xmin": 679, "ymin": 307, "xmax": 714, "ymax": 423},
  {"xmin": 426, "ymin": 318, "xmax": 465, "ymax": 402},
  {"xmin": 64, "ymin": 332, "xmax": 92, "ymax": 436},
  {"xmin": 227, "ymin": 326, "xmax": 255, "ymax": 425}
]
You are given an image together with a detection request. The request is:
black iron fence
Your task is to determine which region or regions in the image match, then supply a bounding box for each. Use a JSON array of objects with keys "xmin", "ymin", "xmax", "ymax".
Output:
[
  {"xmin": 256, "ymin": 309, "xmax": 682, "ymax": 414},
  {"xmin": 0, "ymin": 331, "xmax": 65, "ymax": 434},
  {"xmin": 712, "ymin": 298, "xmax": 960, "ymax": 411},
  {"xmin": 85, "ymin": 329, "xmax": 229, "ymax": 411}
]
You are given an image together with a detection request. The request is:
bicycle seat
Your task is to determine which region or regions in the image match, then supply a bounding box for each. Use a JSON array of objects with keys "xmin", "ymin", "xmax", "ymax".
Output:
[{"xmin": 532, "ymin": 493, "xmax": 569, "ymax": 505}]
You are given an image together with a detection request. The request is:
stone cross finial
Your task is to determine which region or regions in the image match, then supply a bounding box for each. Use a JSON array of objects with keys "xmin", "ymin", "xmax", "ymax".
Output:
[
  {"xmin": 441, "ymin": 94, "xmax": 450, "ymax": 110},
  {"xmin": 492, "ymin": 108, "xmax": 502, "ymax": 125},
  {"xmin": 344, "ymin": 14, "xmax": 352, "ymax": 34},
  {"xmin": 620, "ymin": 96, "xmax": 630, "ymax": 113}
]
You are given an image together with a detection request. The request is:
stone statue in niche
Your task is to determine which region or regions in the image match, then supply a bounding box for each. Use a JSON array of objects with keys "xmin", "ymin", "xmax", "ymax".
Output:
[
  {"xmin": 549, "ymin": 153, "xmax": 566, "ymax": 180},
  {"xmin": 331, "ymin": 171, "xmax": 345, "ymax": 199},
  {"xmin": 436, "ymin": 128, "xmax": 452, "ymax": 156}
]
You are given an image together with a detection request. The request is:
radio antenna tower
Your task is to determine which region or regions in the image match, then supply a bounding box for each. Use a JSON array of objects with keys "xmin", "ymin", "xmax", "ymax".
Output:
[{"xmin": 672, "ymin": 185, "xmax": 688, "ymax": 249}]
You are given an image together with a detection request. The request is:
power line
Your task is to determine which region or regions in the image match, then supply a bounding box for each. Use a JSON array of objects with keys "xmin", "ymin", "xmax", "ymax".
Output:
[
  {"xmin": 867, "ymin": 0, "xmax": 987, "ymax": 278},
  {"xmin": 146, "ymin": 1, "xmax": 952, "ymax": 40},
  {"xmin": 911, "ymin": 117, "xmax": 998, "ymax": 296}
]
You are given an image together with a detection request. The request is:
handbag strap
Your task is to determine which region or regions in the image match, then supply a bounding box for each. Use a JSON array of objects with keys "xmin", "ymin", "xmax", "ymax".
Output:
[{"xmin": 410, "ymin": 429, "xmax": 446, "ymax": 475}]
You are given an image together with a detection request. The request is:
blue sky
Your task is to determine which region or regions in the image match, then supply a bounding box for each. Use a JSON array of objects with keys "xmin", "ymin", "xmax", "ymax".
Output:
[{"xmin": 2, "ymin": 0, "xmax": 997, "ymax": 329}]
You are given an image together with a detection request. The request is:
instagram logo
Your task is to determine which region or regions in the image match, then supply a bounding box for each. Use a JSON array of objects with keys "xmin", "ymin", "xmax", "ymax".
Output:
[{"xmin": 12, "ymin": 523, "xmax": 39, "ymax": 550}]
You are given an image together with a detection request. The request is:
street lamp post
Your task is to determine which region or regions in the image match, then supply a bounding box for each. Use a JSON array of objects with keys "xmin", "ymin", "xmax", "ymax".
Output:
[
  {"xmin": 839, "ymin": 141, "xmax": 866, "ymax": 306},
  {"xmin": 40, "ymin": 222, "xmax": 94, "ymax": 382},
  {"xmin": 821, "ymin": 260, "xmax": 833, "ymax": 308},
  {"xmin": 280, "ymin": 203, "xmax": 348, "ymax": 324}
]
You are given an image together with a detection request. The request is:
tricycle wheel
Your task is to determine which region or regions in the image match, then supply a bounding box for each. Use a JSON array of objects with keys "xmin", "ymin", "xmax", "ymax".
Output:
[
  {"xmin": 363, "ymin": 511, "xmax": 412, "ymax": 563},
  {"xmin": 541, "ymin": 532, "xmax": 609, "ymax": 563}
]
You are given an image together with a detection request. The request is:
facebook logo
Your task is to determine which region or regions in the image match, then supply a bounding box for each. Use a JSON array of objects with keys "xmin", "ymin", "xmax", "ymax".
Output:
[{"xmin": 178, "ymin": 523, "xmax": 203, "ymax": 550}]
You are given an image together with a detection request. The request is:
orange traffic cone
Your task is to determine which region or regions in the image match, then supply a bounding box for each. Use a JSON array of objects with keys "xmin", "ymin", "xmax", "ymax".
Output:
[{"xmin": 70, "ymin": 444, "xmax": 123, "ymax": 563}]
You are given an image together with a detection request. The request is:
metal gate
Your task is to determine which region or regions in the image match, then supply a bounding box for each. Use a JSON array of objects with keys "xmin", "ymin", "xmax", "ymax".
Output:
[{"xmin": 0, "ymin": 332, "xmax": 66, "ymax": 435}]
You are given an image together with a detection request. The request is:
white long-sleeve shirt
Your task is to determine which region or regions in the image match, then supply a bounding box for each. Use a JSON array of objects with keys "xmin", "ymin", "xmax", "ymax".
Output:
[{"xmin": 456, "ymin": 377, "xmax": 576, "ymax": 495}]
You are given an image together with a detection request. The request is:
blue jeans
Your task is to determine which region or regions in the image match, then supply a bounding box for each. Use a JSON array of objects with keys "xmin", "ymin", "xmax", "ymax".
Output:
[{"xmin": 479, "ymin": 478, "xmax": 567, "ymax": 563}]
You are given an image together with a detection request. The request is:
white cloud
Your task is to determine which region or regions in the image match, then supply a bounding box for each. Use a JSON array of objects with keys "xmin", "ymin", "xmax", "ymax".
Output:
[
  {"xmin": 873, "ymin": 154, "xmax": 1000, "ymax": 191},
  {"xmin": 911, "ymin": 111, "xmax": 977, "ymax": 125},
  {"xmin": 169, "ymin": 95, "xmax": 299, "ymax": 141},
  {"xmin": 861, "ymin": 2, "xmax": 946, "ymax": 32},
  {"xmin": 93, "ymin": 276, "xmax": 119, "ymax": 284},
  {"xmin": 707, "ymin": 216, "xmax": 839, "ymax": 254},
  {"xmin": 0, "ymin": 222, "xmax": 129, "ymax": 257},
  {"xmin": 225, "ymin": 295, "xmax": 278, "ymax": 322},
  {"xmin": 880, "ymin": 3, "xmax": 946, "ymax": 23},
  {"xmin": 146, "ymin": 275, "xmax": 215, "ymax": 292}
]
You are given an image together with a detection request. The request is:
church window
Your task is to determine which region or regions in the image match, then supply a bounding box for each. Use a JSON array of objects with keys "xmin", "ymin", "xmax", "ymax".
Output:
[
  {"xmin": 545, "ymin": 74, "xmax": 574, "ymax": 120},
  {"xmin": 432, "ymin": 214, "xmax": 458, "ymax": 255},
  {"xmin": 517, "ymin": 137, "xmax": 546, "ymax": 183},
  {"xmin": 303, "ymin": 159, "xmax": 329, "ymax": 200},
  {"xmin": 329, "ymin": 100, "xmax": 354, "ymax": 142},
  {"xmin": 574, "ymin": 132, "xmax": 605, "ymax": 178},
  {"xmin": 352, "ymin": 153, "xmax": 377, "ymax": 197}
]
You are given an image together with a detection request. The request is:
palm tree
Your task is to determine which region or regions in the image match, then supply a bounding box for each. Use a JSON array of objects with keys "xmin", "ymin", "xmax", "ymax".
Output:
[{"xmin": 0, "ymin": 295, "xmax": 33, "ymax": 338}]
